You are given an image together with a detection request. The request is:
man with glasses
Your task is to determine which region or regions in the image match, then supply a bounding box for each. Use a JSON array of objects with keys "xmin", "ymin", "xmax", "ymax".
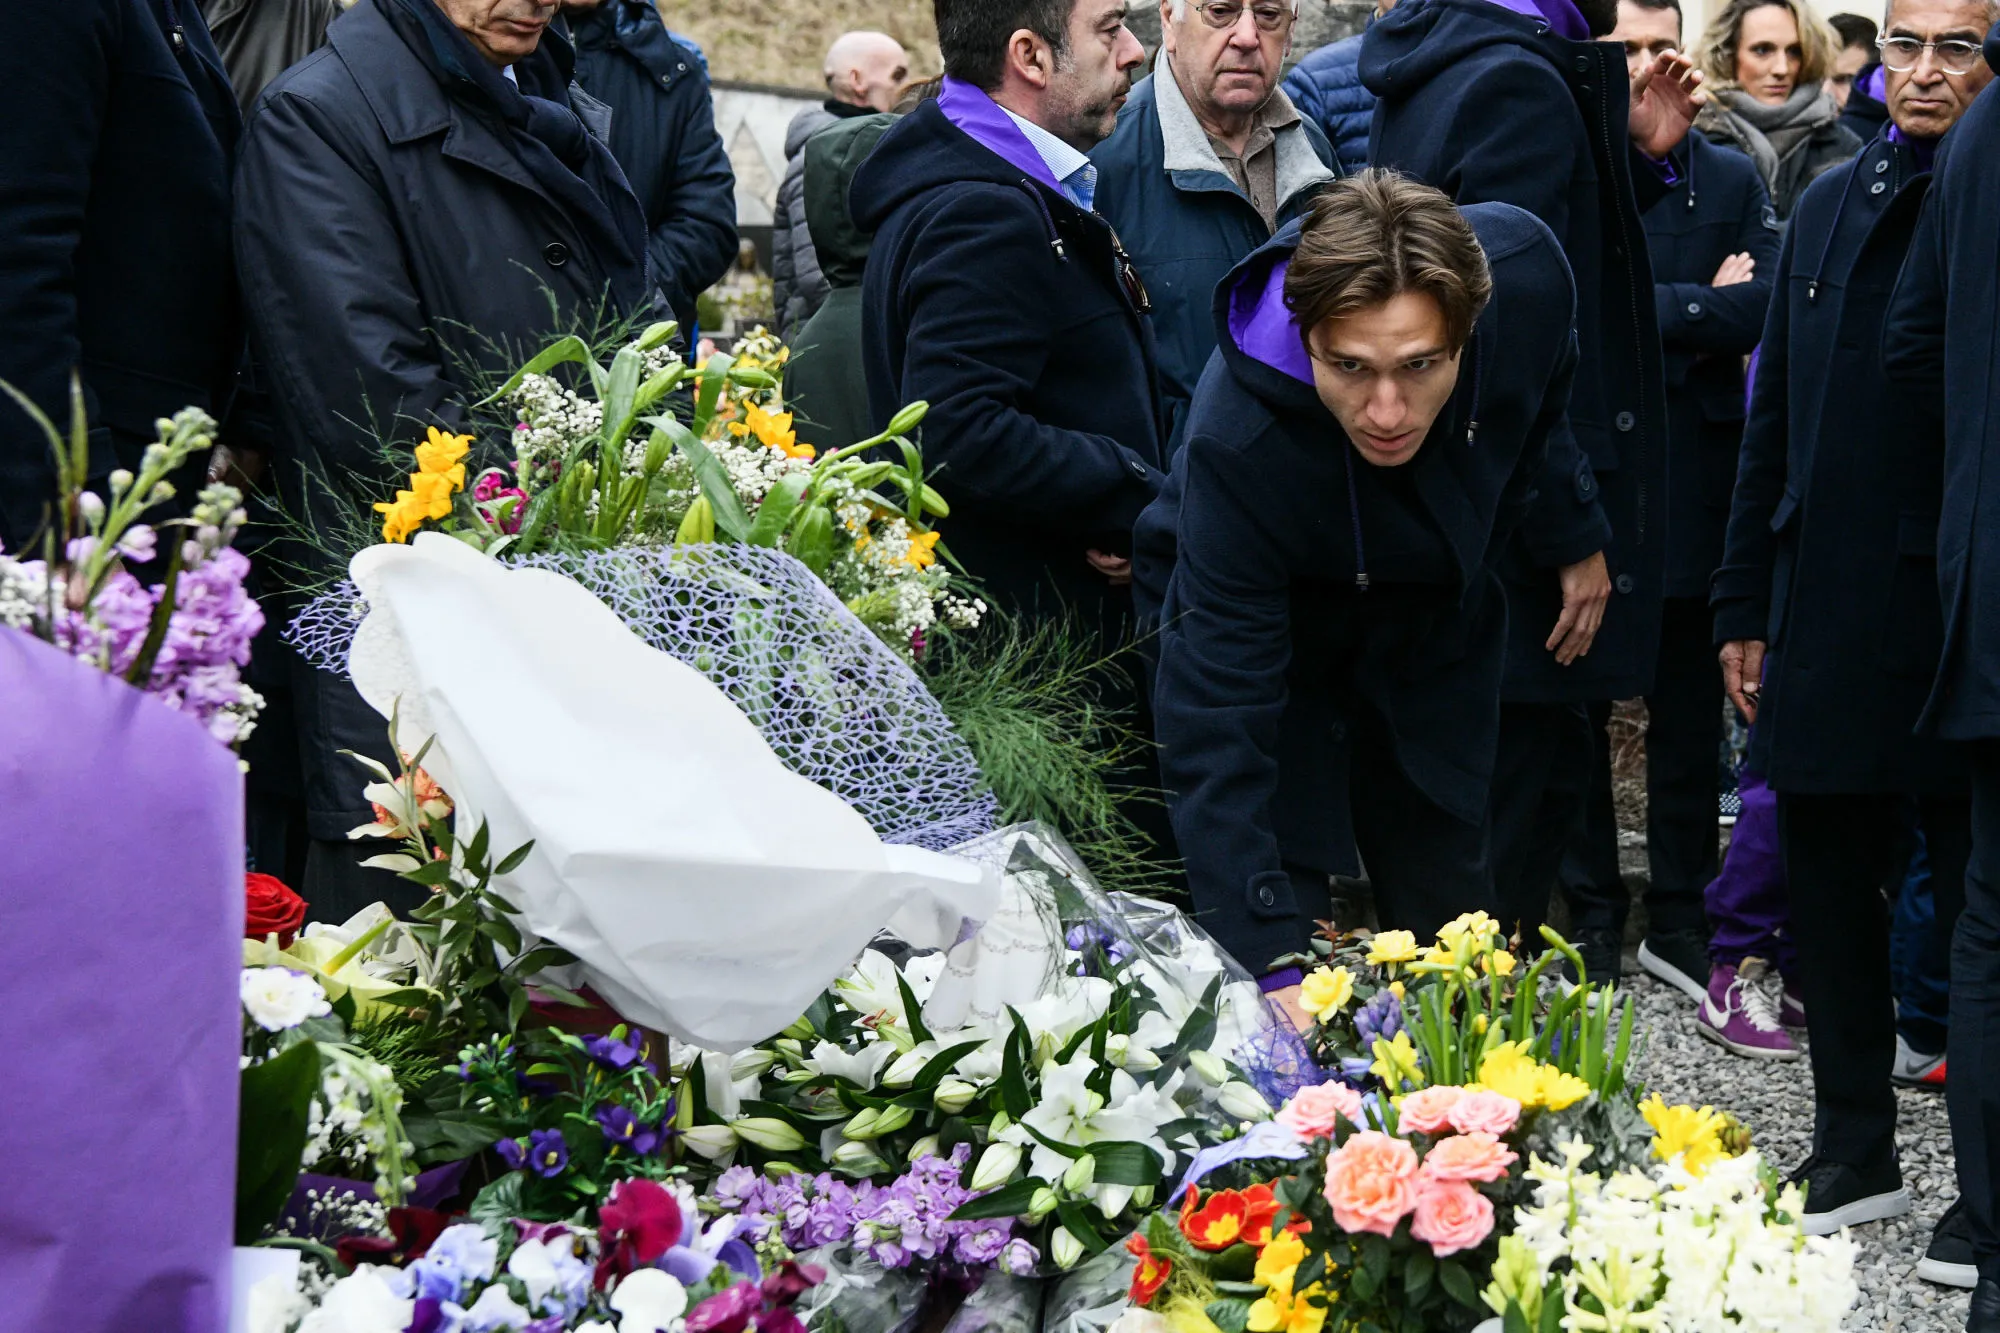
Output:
[
  {"xmin": 1095, "ymin": 0, "xmax": 1337, "ymax": 464},
  {"xmin": 1885, "ymin": 4, "xmax": 2000, "ymax": 1323},
  {"xmin": 1715, "ymin": 0, "xmax": 1993, "ymax": 1259}
]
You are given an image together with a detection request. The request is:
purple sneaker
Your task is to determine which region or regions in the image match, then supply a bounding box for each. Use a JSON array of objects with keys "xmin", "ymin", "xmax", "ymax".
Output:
[{"xmin": 1698, "ymin": 957, "xmax": 1801, "ymax": 1060}]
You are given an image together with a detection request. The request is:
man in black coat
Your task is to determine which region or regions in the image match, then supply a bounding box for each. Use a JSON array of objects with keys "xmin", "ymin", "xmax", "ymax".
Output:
[
  {"xmin": 564, "ymin": 0, "xmax": 736, "ymax": 343},
  {"xmin": 1717, "ymin": 0, "xmax": 1992, "ymax": 1250},
  {"xmin": 1145, "ymin": 171, "xmax": 1602, "ymax": 993},
  {"xmin": 1563, "ymin": 0, "xmax": 1780, "ymax": 1007},
  {"xmin": 1361, "ymin": 0, "xmax": 1703, "ymax": 972},
  {"xmin": 1885, "ymin": 18, "xmax": 2000, "ymax": 1324},
  {"xmin": 0, "ymin": 0, "xmax": 241, "ymax": 554},
  {"xmin": 235, "ymin": 0, "xmax": 654, "ymax": 918},
  {"xmin": 854, "ymin": 0, "xmax": 1164, "ymax": 621}
]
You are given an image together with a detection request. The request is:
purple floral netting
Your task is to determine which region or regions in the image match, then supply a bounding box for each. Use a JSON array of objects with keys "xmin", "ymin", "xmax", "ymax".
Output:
[{"xmin": 286, "ymin": 544, "xmax": 997, "ymax": 850}]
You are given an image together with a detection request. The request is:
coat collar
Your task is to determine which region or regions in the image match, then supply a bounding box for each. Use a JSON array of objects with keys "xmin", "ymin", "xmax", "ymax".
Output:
[{"xmin": 1152, "ymin": 53, "xmax": 1334, "ymax": 208}]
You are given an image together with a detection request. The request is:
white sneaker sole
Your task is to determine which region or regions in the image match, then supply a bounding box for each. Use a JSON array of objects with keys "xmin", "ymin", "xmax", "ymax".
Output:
[
  {"xmin": 1697, "ymin": 1017, "xmax": 1802, "ymax": 1060},
  {"xmin": 1638, "ymin": 939, "xmax": 1709, "ymax": 1005},
  {"xmin": 1916, "ymin": 1255, "xmax": 1979, "ymax": 1289},
  {"xmin": 1799, "ymin": 1187, "xmax": 1912, "ymax": 1236}
]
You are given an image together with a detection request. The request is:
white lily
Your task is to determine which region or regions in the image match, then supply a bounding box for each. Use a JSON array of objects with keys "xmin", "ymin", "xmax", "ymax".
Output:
[{"xmin": 804, "ymin": 1038, "xmax": 896, "ymax": 1088}]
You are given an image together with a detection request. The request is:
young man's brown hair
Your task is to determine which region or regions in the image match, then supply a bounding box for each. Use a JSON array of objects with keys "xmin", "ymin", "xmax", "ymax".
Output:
[{"xmin": 1284, "ymin": 169, "xmax": 1495, "ymax": 354}]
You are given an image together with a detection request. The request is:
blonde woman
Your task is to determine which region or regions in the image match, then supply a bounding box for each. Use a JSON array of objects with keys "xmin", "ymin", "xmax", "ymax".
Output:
[{"xmin": 1695, "ymin": 0, "xmax": 1864, "ymax": 217}]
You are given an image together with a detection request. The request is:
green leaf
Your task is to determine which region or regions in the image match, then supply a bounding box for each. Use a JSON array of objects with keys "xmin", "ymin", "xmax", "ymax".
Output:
[
  {"xmin": 691, "ymin": 353, "xmax": 733, "ymax": 437},
  {"xmin": 910, "ymin": 1040, "xmax": 985, "ymax": 1091},
  {"xmin": 601, "ymin": 344, "xmax": 645, "ymax": 446},
  {"xmin": 401, "ymin": 858, "xmax": 457, "ymax": 889},
  {"xmin": 1438, "ymin": 1258, "xmax": 1479, "ymax": 1309},
  {"xmin": 1054, "ymin": 1200, "xmax": 1109, "ymax": 1254},
  {"xmin": 1404, "ymin": 1246, "xmax": 1435, "ymax": 1303},
  {"xmin": 476, "ymin": 335, "xmax": 600, "ymax": 406},
  {"xmin": 508, "ymin": 945, "xmax": 574, "ymax": 978},
  {"xmin": 660, "ymin": 424, "xmax": 753, "ymax": 543},
  {"xmin": 507, "ymin": 986, "xmax": 530, "ymax": 1033},
  {"xmin": 236, "ymin": 1042, "xmax": 321, "ymax": 1244},
  {"xmin": 1204, "ymin": 1300, "xmax": 1251, "ymax": 1333},
  {"xmin": 1021, "ymin": 1123, "xmax": 1086, "ymax": 1161},
  {"xmin": 468, "ymin": 1172, "xmax": 525, "ymax": 1229},
  {"xmin": 477, "ymin": 915, "xmax": 523, "ymax": 955},
  {"xmin": 494, "ymin": 841, "xmax": 536, "ymax": 877},
  {"xmin": 1086, "ymin": 1139, "xmax": 1164, "ymax": 1186},
  {"xmin": 997, "ymin": 1015, "xmax": 1032, "ymax": 1119},
  {"xmin": 370, "ymin": 987, "xmax": 433, "ymax": 1010},
  {"xmin": 947, "ymin": 1177, "xmax": 1045, "ymax": 1220},
  {"xmin": 746, "ymin": 474, "xmax": 809, "ymax": 549}
]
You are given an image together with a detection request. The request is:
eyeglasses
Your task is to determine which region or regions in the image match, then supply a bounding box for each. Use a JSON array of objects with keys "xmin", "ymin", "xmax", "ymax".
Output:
[
  {"xmin": 1877, "ymin": 34, "xmax": 1984, "ymax": 74},
  {"xmin": 1192, "ymin": 1, "xmax": 1293, "ymax": 33}
]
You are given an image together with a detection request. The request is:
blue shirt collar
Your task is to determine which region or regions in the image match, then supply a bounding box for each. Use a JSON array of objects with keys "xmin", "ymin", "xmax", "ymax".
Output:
[{"xmin": 937, "ymin": 76, "xmax": 1099, "ymax": 210}]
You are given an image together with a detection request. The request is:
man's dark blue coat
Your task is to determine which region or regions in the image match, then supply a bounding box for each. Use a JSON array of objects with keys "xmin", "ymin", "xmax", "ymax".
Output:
[
  {"xmin": 853, "ymin": 100, "xmax": 1166, "ymax": 616},
  {"xmin": 1714, "ymin": 132, "xmax": 1961, "ymax": 792},
  {"xmin": 1283, "ymin": 33, "xmax": 1376, "ymax": 175},
  {"xmin": 1643, "ymin": 129, "xmax": 1779, "ymax": 597},
  {"xmin": 1091, "ymin": 67, "xmax": 1337, "ymax": 462},
  {"xmin": 1363, "ymin": 0, "xmax": 1672, "ymax": 701},
  {"xmin": 569, "ymin": 0, "xmax": 736, "ymax": 341},
  {"xmin": 1884, "ymin": 27, "xmax": 2000, "ymax": 743},
  {"xmin": 0, "ymin": 0, "xmax": 241, "ymax": 551},
  {"xmin": 1142, "ymin": 203, "xmax": 1592, "ymax": 972}
]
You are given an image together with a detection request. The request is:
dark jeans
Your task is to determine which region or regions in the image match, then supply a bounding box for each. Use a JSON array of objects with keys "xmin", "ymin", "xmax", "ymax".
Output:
[
  {"xmin": 1561, "ymin": 597, "xmax": 1720, "ymax": 939},
  {"xmin": 1778, "ymin": 791, "xmax": 1970, "ymax": 1168},
  {"xmin": 1491, "ymin": 699, "xmax": 1593, "ymax": 945},
  {"xmin": 1891, "ymin": 826, "xmax": 1950, "ymax": 1054},
  {"xmin": 1955, "ymin": 744, "xmax": 2000, "ymax": 1278},
  {"xmin": 1705, "ymin": 767, "xmax": 1796, "ymax": 970}
]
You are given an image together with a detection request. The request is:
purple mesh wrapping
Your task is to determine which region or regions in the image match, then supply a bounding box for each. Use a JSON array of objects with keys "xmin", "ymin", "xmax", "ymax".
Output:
[
  {"xmin": 1233, "ymin": 1014, "xmax": 1328, "ymax": 1108},
  {"xmin": 286, "ymin": 545, "xmax": 997, "ymax": 850}
]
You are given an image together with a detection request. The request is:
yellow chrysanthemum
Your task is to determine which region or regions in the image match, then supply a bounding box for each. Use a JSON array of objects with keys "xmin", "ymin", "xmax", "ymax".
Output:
[
  {"xmin": 1299, "ymin": 965, "xmax": 1356, "ymax": 1021},
  {"xmin": 1365, "ymin": 930, "xmax": 1419, "ymax": 967},
  {"xmin": 1641, "ymin": 1094, "xmax": 1730, "ymax": 1175}
]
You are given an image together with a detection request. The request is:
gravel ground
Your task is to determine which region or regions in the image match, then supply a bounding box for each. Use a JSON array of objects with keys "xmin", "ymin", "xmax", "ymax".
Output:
[{"xmin": 1624, "ymin": 970, "xmax": 1967, "ymax": 1332}]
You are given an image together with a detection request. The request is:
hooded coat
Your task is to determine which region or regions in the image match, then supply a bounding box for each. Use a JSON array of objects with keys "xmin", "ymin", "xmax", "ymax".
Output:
[
  {"xmin": 1144, "ymin": 203, "xmax": 1590, "ymax": 971},
  {"xmin": 1091, "ymin": 62, "xmax": 1337, "ymax": 462},
  {"xmin": 1883, "ymin": 25, "xmax": 2000, "ymax": 742},
  {"xmin": 1713, "ymin": 131, "xmax": 1961, "ymax": 792},
  {"xmin": 784, "ymin": 113, "xmax": 896, "ymax": 453},
  {"xmin": 1644, "ymin": 129, "xmax": 1780, "ymax": 597},
  {"xmin": 1362, "ymin": 0, "xmax": 1672, "ymax": 702},
  {"xmin": 772, "ymin": 101, "xmax": 874, "ymax": 338},
  {"xmin": 0, "ymin": 0, "xmax": 241, "ymax": 553},
  {"xmin": 852, "ymin": 97, "xmax": 1166, "ymax": 617},
  {"xmin": 568, "ymin": 0, "xmax": 736, "ymax": 342}
]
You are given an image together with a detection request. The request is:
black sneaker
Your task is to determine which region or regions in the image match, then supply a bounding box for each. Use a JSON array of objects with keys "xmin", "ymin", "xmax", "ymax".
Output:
[
  {"xmin": 1638, "ymin": 929, "xmax": 1712, "ymax": 1006},
  {"xmin": 1971, "ymin": 1277, "xmax": 2000, "ymax": 1333},
  {"xmin": 1919, "ymin": 1198, "xmax": 1980, "ymax": 1288},
  {"xmin": 1788, "ymin": 1155, "xmax": 1911, "ymax": 1236},
  {"xmin": 1564, "ymin": 927, "xmax": 1623, "ymax": 988}
]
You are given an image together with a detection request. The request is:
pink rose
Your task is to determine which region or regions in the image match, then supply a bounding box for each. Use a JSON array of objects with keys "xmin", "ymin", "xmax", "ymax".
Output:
[
  {"xmin": 1396, "ymin": 1085, "xmax": 1466, "ymax": 1136},
  {"xmin": 1322, "ymin": 1131, "xmax": 1420, "ymax": 1237},
  {"xmin": 1409, "ymin": 1179, "xmax": 1494, "ymax": 1257},
  {"xmin": 1445, "ymin": 1089, "xmax": 1522, "ymax": 1138},
  {"xmin": 1277, "ymin": 1081, "xmax": 1365, "ymax": 1139},
  {"xmin": 1419, "ymin": 1131, "xmax": 1518, "ymax": 1184}
]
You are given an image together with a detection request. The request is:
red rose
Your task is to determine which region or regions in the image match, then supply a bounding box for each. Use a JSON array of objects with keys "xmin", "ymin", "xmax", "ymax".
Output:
[{"xmin": 245, "ymin": 872, "xmax": 308, "ymax": 947}]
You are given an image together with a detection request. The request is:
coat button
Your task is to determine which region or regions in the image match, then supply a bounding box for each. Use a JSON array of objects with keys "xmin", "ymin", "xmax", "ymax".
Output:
[
  {"xmin": 1575, "ymin": 54, "xmax": 1591, "ymax": 71},
  {"xmin": 1685, "ymin": 301, "xmax": 1701, "ymax": 315},
  {"xmin": 543, "ymin": 242, "xmax": 570, "ymax": 267},
  {"xmin": 1870, "ymin": 181, "xmax": 1887, "ymax": 195},
  {"xmin": 1615, "ymin": 574, "xmax": 1635, "ymax": 594},
  {"xmin": 1256, "ymin": 884, "xmax": 1277, "ymax": 908},
  {"xmin": 1876, "ymin": 157, "xmax": 1890, "ymax": 173},
  {"xmin": 1616, "ymin": 410, "xmax": 1635, "ymax": 431},
  {"xmin": 1128, "ymin": 459, "xmax": 1150, "ymax": 479}
]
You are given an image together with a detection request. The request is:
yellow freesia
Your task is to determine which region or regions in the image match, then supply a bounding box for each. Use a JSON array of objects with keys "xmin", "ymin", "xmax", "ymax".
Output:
[
  {"xmin": 1485, "ymin": 949, "xmax": 1518, "ymax": 977},
  {"xmin": 1476, "ymin": 1041, "xmax": 1590, "ymax": 1111},
  {"xmin": 1438, "ymin": 910, "xmax": 1501, "ymax": 952},
  {"xmin": 1299, "ymin": 965, "xmax": 1356, "ymax": 1021},
  {"xmin": 414, "ymin": 427, "xmax": 472, "ymax": 486},
  {"xmin": 1641, "ymin": 1094, "xmax": 1730, "ymax": 1175},
  {"xmin": 903, "ymin": 528, "xmax": 942, "ymax": 569},
  {"xmin": 737, "ymin": 402, "xmax": 814, "ymax": 460},
  {"xmin": 1365, "ymin": 930, "xmax": 1419, "ymax": 967},
  {"xmin": 1370, "ymin": 1030, "xmax": 1426, "ymax": 1090},
  {"xmin": 1248, "ymin": 1232, "xmax": 1327, "ymax": 1333}
]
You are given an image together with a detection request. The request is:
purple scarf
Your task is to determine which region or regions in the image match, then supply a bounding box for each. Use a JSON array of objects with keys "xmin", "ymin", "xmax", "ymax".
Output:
[
  {"xmin": 936, "ymin": 76, "xmax": 1064, "ymax": 193},
  {"xmin": 1484, "ymin": 0, "xmax": 1593, "ymax": 43}
]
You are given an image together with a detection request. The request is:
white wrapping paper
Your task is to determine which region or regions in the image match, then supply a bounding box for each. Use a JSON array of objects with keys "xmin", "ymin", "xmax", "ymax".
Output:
[{"xmin": 346, "ymin": 534, "xmax": 999, "ymax": 1050}]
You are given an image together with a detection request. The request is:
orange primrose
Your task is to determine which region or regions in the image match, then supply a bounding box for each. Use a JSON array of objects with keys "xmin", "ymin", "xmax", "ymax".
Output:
[{"xmin": 1126, "ymin": 1233, "xmax": 1173, "ymax": 1304}]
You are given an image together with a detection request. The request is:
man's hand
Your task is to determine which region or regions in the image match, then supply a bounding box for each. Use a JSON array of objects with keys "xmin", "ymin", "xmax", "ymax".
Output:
[
  {"xmin": 1629, "ymin": 49, "xmax": 1706, "ymax": 158},
  {"xmin": 1087, "ymin": 549, "xmax": 1133, "ymax": 586},
  {"xmin": 1267, "ymin": 984, "xmax": 1314, "ymax": 1034},
  {"xmin": 1711, "ymin": 252, "xmax": 1756, "ymax": 287},
  {"xmin": 1719, "ymin": 639, "xmax": 1767, "ymax": 720},
  {"xmin": 1547, "ymin": 550, "xmax": 1612, "ymax": 665}
]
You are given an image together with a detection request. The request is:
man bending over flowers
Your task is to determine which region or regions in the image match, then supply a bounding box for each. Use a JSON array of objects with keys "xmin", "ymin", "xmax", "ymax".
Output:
[{"xmin": 1139, "ymin": 170, "xmax": 1606, "ymax": 1017}]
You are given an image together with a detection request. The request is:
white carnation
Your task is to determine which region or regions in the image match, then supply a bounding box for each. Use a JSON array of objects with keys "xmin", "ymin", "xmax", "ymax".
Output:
[{"xmin": 241, "ymin": 966, "xmax": 331, "ymax": 1032}]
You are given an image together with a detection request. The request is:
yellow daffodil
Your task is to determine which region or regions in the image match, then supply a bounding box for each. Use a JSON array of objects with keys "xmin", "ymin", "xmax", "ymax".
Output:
[
  {"xmin": 1370, "ymin": 1030, "xmax": 1426, "ymax": 1090},
  {"xmin": 1485, "ymin": 949, "xmax": 1518, "ymax": 977},
  {"xmin": 1476, "ymin": 1041, "xmax": 1591, "ymax": 1111},
  {"xmin": 1535, "ymin": 1066, "xmax": 1591, "ymax": 1111},
  {"xmin": 903, "ymin": 528, "xmax": 942, "ymax": 569},
  {"xmin": 1365, "ymin": 929, "xmax": 1420, "ymax": 968},
  {"xmin": 1299, "ymin": 965, "xmax": 1356, "ymax": 1021},
  {"xmin": 414, "ymin": 427, "xmax": 472, "ymax": 486},
  {"xmin": 1438, "ymin": 910, "xmax": 1501, "ymax": 952},
  {"xmin": 1640, "ymin": 1094, "xmax": 1730, "ymax": 1176}
]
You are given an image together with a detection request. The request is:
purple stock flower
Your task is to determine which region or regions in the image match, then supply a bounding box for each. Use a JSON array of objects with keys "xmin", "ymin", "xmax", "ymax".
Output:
[
  {"xmin": 712, "ymin": 1165, "xmax": 765, "ymax": 1211},
  {"xmin": 494, "ymin": 1137, "xmax": 527, "ymax": 1170},
  {"xmin": 584, "ymin": 1032, "xmax": 644, "ymax": 1071},
  {"xmin": 1000, "ymin": 1238, "xmax": 1039, "ymax": 1275},
  {"xmin": 526, "ymin": 1128, "xmax": 568, "ymax": 1178}
]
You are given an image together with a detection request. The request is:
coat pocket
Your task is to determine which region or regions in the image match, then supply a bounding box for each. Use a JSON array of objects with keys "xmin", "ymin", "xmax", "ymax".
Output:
[
  {"xmin": 1881, "ymin": 510, "xmax": 1945, "ymax": 679},
  {"xmin": 1765, "ymin": 486, "xmax": 1801, "ymax": 646}
]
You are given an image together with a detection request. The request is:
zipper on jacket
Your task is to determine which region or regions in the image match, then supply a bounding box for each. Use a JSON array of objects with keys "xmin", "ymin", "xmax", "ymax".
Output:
[
  {"xmin": 1593, "ymin": 48, "xmax": 1650, "ymax": 546},
  {"xmin": 163, "ymin": 0, "xmax": 188, "ymax": 50},
  {"xmin": 1016, "ymin": 180, "xmax": 1068, "ymax": 261},
  {"xmin": 1342, "ymin": 445, "xmax": 1370, "ymax": 591}
]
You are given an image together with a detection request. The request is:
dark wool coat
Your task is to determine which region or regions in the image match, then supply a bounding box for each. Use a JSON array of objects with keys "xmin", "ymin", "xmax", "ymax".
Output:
[
  {"xmin": 1283, "ymin": 32, "xmax": 1377, "ymax": 176},
  {"xmin": 0, "ymin": 0, "xmax": 241, "ymax": 552},
  {"xmin": 568, "ymin": 0, "xmax": 736, "ymax": 342},
  {"xmin": 1144, "ymin": 204, "xmax": 1591, "ymax": 972},
  {"xmin": 1363, "ymin": 0, "xmax": 1673, "ymax": 702},
  {"xmin": 1883, "ymin": 24, "xmax": 2000, "ymax": 742},
  {"xmin": 852, "ymin": 100, "xmax": 1166, "ymax": 618},
  {"xmin": 1713, "ymin": 132, "xmax": 1962, "ymax": 792},
  {"xmin": 1091, "ymin": 67, "xmax": 1337, "ymax": 462},
  {"xmin": 1643, "ymin": 129, "xmax": 1780, "ymax": 598}
]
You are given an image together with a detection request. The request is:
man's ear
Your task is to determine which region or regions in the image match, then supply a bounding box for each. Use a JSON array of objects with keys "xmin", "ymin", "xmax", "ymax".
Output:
[
  {"xmin": 1006, "ymin": 28, "xmax": 1056, "ymax": 90},
  {"xmin": 1159, "ymin": 0, "xmax": 1180, "ymax": 58}
]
